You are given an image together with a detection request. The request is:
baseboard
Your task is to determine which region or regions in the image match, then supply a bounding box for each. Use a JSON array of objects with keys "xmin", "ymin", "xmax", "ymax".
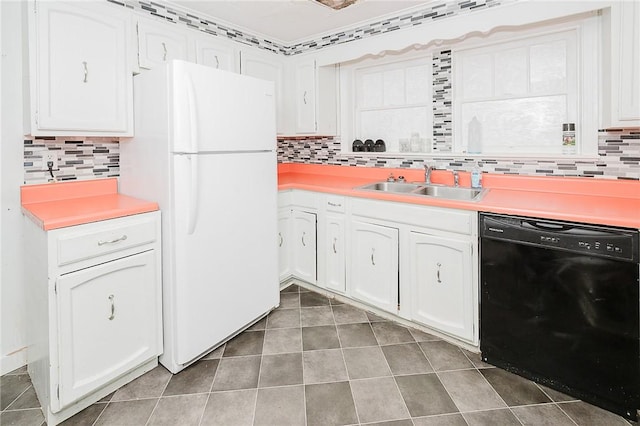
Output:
[{"xmin": 1, "ymin": 348, "xmax": 27, "ymax": 375}]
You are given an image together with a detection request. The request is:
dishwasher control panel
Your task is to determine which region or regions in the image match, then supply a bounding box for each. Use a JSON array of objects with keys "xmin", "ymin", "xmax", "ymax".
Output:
[{"xmin": 481, "ymin": 213, "xmax": 639, "ymax": 262}]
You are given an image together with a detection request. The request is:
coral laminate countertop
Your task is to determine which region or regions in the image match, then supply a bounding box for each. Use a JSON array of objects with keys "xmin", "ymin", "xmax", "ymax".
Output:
[
  {"xmin": 278, "ymin": 164, "xmax": 640, "ymax": 229},
  {"xmin": 21, "ymin": 178, "xmax": 159, "ymax": 230}
]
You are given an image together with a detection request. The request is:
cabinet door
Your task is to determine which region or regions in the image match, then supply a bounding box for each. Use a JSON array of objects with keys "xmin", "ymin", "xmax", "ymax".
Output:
[
  {"xmin": 295, "ymin": 60, "xmax": 317, "ymax": 133},
  {"xmin": 409, "ymin": 232, "xmax": 474, "ymax": 341},
  {"xmin": 137, "ymin": 17, "xmax": 190, "ymax": 70},
  {"xmin": 240, "ymin": 49, "xmax": 284, "ymax": 132},
  {"xmin": 278, "ymin": 209, "xmax": 292, "ymax": 281},
  {"xmin": 31, "ymin": 1, "xmax": 132, "ymax": 134},
  {"xmin": 194, "ymin": 36, "xmax": 238, "ymax": 72},
  {"xmin": 56, "ymin": 250, "xmax": 160, "ymax": 410},
  {"xmin": 616, "ymin": 1, "xmax": 640, "ymax": 123},
  {"xmin": 325, "ymin": 214, "xmax": 345, "ymax": 293},
  {"xmin": 350, "ymin": 221, "xmax": 398, "ymax": 313},
  {"xmin": 291, "ymin": 210, "xmax": 317, "ymax": 283}
]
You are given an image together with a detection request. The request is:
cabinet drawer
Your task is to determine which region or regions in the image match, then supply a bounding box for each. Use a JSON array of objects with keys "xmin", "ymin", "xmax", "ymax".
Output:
[
  {"xmin": 56, "ymin": 216, "xmax": 157, "ymax": 266},
  {"xmin": 325, "ymin": 195, "xmax": 345, "ymax": 213}
]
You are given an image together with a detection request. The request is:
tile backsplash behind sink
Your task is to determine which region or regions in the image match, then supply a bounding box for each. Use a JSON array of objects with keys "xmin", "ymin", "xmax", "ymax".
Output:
[{"xmin": 277, "ymin": 130, "xmax": 640, "ymax": 181}]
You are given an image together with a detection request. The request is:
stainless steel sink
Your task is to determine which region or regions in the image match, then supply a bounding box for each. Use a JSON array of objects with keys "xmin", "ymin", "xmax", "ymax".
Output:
[
  {"xmin": 357, "ymin": 181, "xmax": 486, "ymax": 201},
  {"xmin": 411, "ymin": 185, "xmax": 485, "ymax": 201},
  {"xmin": 359, "ymin": 182, "xmax": 423, "ymax": 193}
]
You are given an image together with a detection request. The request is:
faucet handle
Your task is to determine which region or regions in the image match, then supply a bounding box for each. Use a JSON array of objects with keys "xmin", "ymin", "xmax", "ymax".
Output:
[
  {"xmin": 387, "ymin": 173, "xmax": 395, "ymax": 182},
  {"xmin": 453, "ymin": 170, "xmax": 460, "ymax": 187}
]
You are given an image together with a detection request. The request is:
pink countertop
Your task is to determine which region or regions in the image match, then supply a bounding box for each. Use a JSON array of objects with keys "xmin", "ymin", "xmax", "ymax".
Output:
[
  {"xmin": 21, "ymin": 178, "xmax": 159, "ymax": 230},
  {"xmin": 278, "ymin": 164, "xmax": 640, "ymax": 229}
]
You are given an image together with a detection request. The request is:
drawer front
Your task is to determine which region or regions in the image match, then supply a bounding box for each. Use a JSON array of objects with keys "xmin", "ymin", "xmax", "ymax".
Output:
[
  {"xmin": 56, "ymin": 215, "xmax": 157, "ymax": 266},
  {"xmin": 325, "ymin": 195, "xmax": 345, "ymax": 213}
]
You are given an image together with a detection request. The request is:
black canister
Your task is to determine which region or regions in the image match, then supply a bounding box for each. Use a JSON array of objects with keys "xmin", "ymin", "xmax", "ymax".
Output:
[
  {"xmin": 352, "ymin": 139, "xmax": 364, "ymax": 152},
  {"xmin": 374, "ymin": 139, "xmax": 386, "ymax": 152},
  {"xmin": 364, "ymin": 139, "xmax": 374, "ymax": 152}
]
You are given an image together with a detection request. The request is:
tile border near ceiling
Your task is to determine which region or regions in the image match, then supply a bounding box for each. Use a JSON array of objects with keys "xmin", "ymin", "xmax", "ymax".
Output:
[{"xmin": 107, "ymin": 0, "xmax": 508, "ymax": 56}]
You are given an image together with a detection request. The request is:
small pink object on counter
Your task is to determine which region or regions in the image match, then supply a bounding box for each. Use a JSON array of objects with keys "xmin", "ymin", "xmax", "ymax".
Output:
[
  {"xmin": 278, "ymin": 163, "xmax": 640, "ymax": 229},
  {"xmin": 21, "ymin": 178, "xmax": 159, "ymax": 230}
]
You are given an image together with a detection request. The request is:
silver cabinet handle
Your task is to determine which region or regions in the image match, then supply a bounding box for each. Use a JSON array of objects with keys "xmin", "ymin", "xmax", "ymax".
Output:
[
  {"xmin": 108, "ymin": 294, "xmax": 115, "ymax": 320},
  {"xmin": 436, "ymin": 262, "xmax": 442, "ymax": 283},
  {"xmin": 303, "ymin": 91, "xmax": 307, "ymax": 105},
  {"xmin": 332, "ymin": 238, "xmax": 337, "ymax": 254},
  {"xmin": 98, "ymin": 235, "xmax": 128, "ymax": 246},
  {"xmin": 301, "ymin": 232, "xmax": 306, "ymax": 247},
  {"xmin": 215, "ymin": 55, "xmax": 220, "ymax": 68},
  {"xmin": 371, "ymin": 248, "xmax": 375, "ymax": 266},
  {"xmin": 278, "ymin": 232, "xmax": 283, "ymax": 247},
  {"xmin": 162, "ymin": 42, "xmax": 167, "ymax": 61},
  {"xmin": 328, "ymin": 202, "xmax": 341, "ymax": 207},
  {"xmin": 82, "ymin": 61, "xmax": 88, "ymax": 83}
]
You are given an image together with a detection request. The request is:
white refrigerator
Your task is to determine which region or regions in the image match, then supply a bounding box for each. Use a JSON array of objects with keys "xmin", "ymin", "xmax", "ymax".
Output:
[{"xmin": 119, "ymin": 60, "xmax": 279, "ymax": 374}]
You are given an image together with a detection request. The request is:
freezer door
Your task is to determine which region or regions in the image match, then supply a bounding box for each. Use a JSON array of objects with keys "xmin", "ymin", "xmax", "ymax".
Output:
[
  {"xmin": 170, "ymin": 151, "xmax": 279, "ymax": 365},
  {"xmin": 171, "ymin": 60, "xmax": 276, "ymax": 153}
]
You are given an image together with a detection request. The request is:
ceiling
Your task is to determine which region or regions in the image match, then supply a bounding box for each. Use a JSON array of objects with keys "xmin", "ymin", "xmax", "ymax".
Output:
[{"xmin": 170, "ymin": 0, "xmax": 436, "ymax": 45}]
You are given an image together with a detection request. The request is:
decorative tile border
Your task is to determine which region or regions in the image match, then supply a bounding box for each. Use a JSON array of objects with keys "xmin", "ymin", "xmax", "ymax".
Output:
[
  {"xmin": 277, "ymin": 130, "xmax": 640, "ymax": 180},
  {"xmin": 107, "ymin": 0, "xmax": 507, "ymax": 56},
  {"xmin": 432, "ymin": 50, "xmax": 452, "ymax": 152},
  {"xmin": 24, "ymin": 138, "xmax": 120, "ymax": 184}
]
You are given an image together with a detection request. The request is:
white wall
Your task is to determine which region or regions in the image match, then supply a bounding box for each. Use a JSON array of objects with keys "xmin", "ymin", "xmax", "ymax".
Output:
[{"xmin": 1, "ymin": 0, "xmax": 27, "ymax": 374}]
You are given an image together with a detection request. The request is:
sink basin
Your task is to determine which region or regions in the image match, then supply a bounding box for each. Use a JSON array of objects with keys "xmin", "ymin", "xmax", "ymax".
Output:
[
  {"xmin": 356, "ymin": 181, "xmax": 486, "ymax": 201},
  {"xmin": 412, "ymin": 185, "xmax": 485, "ymax": 201},
  {"xmin": 359, "ymin": 181, "xmax": 423, "ymax": 193}
]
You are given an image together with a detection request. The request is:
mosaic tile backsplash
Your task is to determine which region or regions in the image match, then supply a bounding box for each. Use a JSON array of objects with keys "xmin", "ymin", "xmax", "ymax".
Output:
[
  {"xmin": 24, "ymin": 138, "xmax": 119, "ymax": 184},
  {"xmin": 108, "ymin": 0, "xmax": 508, "ymax": 56},
  {"xmin": 277, "ymin": 130, "xmax": 640, "ymax": 180}
]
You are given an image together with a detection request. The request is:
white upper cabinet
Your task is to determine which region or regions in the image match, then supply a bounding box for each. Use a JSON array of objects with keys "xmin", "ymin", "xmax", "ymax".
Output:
[
  {"xmin": 603, "ymin": 1, "xmax": 640, "ymax": 127},
  {"xmin": 193, "ymin": 34, "xmax": 239, "ymax": 73},
  {"xmin": 137, "ymin": 16, "xmax": 191, "ymax": 70},
  {"xmin": 295, "ymin": 60, "xmax": 317, "ymax": 133},
  {"xmin": 26, "ymin": 1, "xmax": 133, "ymax": 136},
  {"xmin": 240, "ymin": 48, "xmax": 285, "ymax": 133}
]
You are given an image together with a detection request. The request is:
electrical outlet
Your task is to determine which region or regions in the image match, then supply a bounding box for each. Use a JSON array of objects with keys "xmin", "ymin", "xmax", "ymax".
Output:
[{"xmin": 42, "ymin": 152, "xmax": 59, "ymax": 171}]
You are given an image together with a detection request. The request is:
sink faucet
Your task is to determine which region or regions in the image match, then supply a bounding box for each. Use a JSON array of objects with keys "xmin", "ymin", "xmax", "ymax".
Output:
[
  {"xmin": 453, "ymin": 170, "xmax": 459, "ymax": 187},
  {"xmin": 424, "ymin": 164, "xmax": 433, "ymax": 184}
]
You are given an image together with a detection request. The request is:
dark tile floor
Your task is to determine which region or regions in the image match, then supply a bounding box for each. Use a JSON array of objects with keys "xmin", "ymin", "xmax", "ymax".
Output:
[{"xmin": 1, "ymin": 284, "xmax": 633, "ymax": 425}]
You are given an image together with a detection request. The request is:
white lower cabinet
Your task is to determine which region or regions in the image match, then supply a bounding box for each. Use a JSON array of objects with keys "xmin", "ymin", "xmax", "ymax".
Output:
[
  {"xmin": 350, "ymin": 220, "xmax": 399, "ymax": 313},
  {"xmin": 292, "ymin": 210, "xmax": 317, "ymax": 283},
  {"xmin": 24, "ymin": 211, "xmax": 162, "ymax": 425},
  {"xmin": 324, "ymin": 214, "xmax": 346, "ymax": 293},
  {"xmin": 278, "ymin": 209, "xmax": 292, "ymax": 281},
  {"xmin": 408, "ymin": 232, "xmax": 474, "ymax": 342}
]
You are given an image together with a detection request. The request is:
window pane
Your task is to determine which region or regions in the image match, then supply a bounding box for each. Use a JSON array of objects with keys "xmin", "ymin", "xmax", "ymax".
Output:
[
  {"xmin": 406, "ymin": 65, "xmax": 430, "ymax": 104},
  {"xmin": 360, "ymin": 72, "xmax": 383, "ymax": 107},
  {"xmin": 460, "ymin": 95, "xmax": 567, "ymax": 154},
  {"xmin": 495, "ymin": 47, "xmax": 528, "ymax": 97},
  {"xmin": 360, "ymin": 106, "xmax": 430, "ymax": 152},
  {"xmin": 383, "ymin": 69, "xmax": 405, "ymax": 106},
  {"xmin": 530, "ymin": 40, "xmax": 567, "ymax": 94},
  {"xmin": 462, "ymin": 53, "xmax": 493, "ymax": 99}
]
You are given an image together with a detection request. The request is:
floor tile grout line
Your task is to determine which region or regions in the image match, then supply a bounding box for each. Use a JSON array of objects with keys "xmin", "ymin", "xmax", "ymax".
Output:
[
  {"xmin": 197, "ymin": 350, "xmax": 224, "ymax": 426},
  {"xmin": 142, "ymin": 364, "xmax": 175, "ymax": 426},
  {"xmin": 2, "ymin": 384, "xmax": 31, "ymax": 412}
]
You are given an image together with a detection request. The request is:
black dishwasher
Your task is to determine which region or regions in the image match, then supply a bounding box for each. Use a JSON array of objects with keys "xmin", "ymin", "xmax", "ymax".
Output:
[{"xmin": 480, "ymin": 213, "xmax": 640, "ymax": 419}]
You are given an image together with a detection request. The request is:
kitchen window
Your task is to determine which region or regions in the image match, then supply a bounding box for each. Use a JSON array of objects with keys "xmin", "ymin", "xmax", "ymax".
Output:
[
  {"xmin": 340, "ymin": 53, "xmax": 433, "ymax": 154},
  {"xmin": 452, "ymin": 16, "xmax": 600, "ymax": 157}
]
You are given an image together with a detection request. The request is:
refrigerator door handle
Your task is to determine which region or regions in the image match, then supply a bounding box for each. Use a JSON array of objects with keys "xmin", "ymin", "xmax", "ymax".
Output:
[
  {"xmin": 186, "ymin": 154, "xmax": 199, "ymax": 235},
  {"xmin": 186, "ymin": 75, "xmax": 199, "ymax": 154}
]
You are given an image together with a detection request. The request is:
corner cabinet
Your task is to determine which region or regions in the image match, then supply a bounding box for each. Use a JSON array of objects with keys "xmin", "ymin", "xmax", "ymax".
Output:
[
  {"xmin": 291, "ymin": 210, "xmax": 318, "ymax": 283},
  {"xmin": 350, "ymin": 220, "xmax": 399, "ymax": 314},
  {"xmin": 278, "ymin": 191, "xmax": 318, "ymax": 285},
  {"xmin": 408, "ymin": 232, "xmax": 474, "ymax": 342},
  {"xmin": 24, "ymin": 212, "xmax": 163, "ymax": 426},
  {"xmin": 25, "ymin": 0, "xmax": 133, "ymax": 136}
]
